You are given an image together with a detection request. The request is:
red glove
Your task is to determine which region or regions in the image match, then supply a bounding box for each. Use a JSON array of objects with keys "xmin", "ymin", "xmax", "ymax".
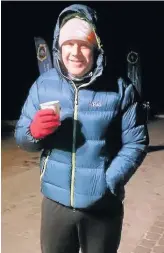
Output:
[{"xmin": 30, "ymin": 109, "xmax": 61, "ymax": 139}]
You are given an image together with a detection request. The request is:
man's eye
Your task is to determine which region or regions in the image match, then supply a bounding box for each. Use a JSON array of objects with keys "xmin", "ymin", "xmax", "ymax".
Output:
[
  {"xmin": 80, "ymin": 44, "xmax": 89, "ymax": 49},
  {"xmin": 68, "ymin": 42, "xmax": 74, "ymax": 46},
  {"xmin": 81, "ymin": 43, "xmax": 91, "ymax": 49},
  {"xmin": 64, "ymin": 42, "xmax": 73, "ymax": 47}
]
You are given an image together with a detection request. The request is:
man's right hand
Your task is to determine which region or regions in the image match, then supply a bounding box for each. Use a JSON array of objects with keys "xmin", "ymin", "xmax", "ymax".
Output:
[{"xmin": 30, "ymin": 109, "xmax": 61, "ymax": 139}]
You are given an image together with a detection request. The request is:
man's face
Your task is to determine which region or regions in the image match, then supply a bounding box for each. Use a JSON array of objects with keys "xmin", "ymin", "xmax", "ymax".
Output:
[{"xmin": 61, "ymin": 40, "xmax": 94, "ymax": 77}]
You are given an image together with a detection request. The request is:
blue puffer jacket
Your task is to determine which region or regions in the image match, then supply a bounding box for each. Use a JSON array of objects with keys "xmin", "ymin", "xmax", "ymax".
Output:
[{"xmin": 15, "ymin": 4, "xmax": 149, "ymax": 209}]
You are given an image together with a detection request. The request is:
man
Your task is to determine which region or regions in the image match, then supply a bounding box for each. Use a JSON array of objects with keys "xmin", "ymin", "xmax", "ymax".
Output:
[{"xmin": 15, "ymin": 4, "xmax": 149, "ymax": 253}]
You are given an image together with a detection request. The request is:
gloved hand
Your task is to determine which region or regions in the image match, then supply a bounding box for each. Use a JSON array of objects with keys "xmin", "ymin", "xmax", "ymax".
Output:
[{"xmin": 30, "ymin": 109, "xmax": 61, "ymax": 139}]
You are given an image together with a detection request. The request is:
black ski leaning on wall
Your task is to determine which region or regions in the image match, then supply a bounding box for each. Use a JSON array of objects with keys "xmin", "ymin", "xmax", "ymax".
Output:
[
  {"xmin": 34, "ymin": 37, "xmax": 53, "ymax": 75},
  {"xmin": 127, "ymin": 51, "xmax": 150, "ymax": 122}
]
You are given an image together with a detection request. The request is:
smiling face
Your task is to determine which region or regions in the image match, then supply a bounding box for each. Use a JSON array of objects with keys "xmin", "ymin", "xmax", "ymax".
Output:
[{"xmin": 61, "ymin": 40, "xmax": 94, "ymax": 77}]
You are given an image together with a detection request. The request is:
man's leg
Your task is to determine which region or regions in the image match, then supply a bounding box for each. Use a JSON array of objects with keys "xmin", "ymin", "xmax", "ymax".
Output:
[
  {"xmin": 40, "ymin": 197, "xmax": 80, "ymax": 253},
  {"xmin": 79, "ymin": 200, "xmax": 124, "ymax": 253}
]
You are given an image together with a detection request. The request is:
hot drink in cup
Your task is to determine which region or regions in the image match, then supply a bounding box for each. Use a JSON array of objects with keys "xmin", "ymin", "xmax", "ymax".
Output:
[{"xmin": 40, "ymin": 101, "xmax": 60, "ymax": 115}]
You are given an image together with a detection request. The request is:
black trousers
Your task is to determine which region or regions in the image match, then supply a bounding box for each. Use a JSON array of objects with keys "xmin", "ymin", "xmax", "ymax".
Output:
[{"xmin": 40, "ymin": 195, "xmax": 124, "ymax": 253}]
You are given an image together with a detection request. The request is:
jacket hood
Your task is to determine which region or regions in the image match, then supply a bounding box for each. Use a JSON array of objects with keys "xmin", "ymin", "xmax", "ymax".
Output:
[{"xmin": 52, "ymin": 4, "xmax": 105, "ymax": 83}]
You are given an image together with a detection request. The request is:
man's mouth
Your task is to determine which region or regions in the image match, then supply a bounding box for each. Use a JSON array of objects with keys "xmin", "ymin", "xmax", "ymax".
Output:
[{"xmin": 69, "ymin": 59, "xmax": 83, "ymax": 63}]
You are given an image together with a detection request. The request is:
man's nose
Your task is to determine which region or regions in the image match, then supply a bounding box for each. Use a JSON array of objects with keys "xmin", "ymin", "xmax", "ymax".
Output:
[{"xmin": 71, "ymin": 44, "xmax": 80, "ymax": 56}]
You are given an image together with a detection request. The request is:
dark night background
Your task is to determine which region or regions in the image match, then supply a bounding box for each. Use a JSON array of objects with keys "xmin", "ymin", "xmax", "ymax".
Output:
[{"xmin": 2, "ymin": 1, "xmax": 164, "ymax": 120}]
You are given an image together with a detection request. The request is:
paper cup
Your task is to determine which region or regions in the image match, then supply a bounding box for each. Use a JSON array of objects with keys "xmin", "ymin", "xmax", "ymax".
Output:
[{"xmin": 40, "ymin": 100, "xmax": 60, "ymax": 115}]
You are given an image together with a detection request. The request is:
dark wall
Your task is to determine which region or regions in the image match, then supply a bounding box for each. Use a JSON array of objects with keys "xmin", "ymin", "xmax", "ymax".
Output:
[{"xmin": 2, "ymin": 1, "xmax": 164, "ymax": 119}]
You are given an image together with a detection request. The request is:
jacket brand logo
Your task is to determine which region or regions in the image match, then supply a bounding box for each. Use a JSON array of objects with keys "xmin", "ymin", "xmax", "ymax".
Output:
[{"xmin": 89, "ymin": 101, "xmax": 102, "ymax": 107}]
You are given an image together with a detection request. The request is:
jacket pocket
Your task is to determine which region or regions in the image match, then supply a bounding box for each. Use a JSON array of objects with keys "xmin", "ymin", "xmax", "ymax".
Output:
[{"xmin": 40, "ymin": 151, "xmax": 51, "ymax": 180}]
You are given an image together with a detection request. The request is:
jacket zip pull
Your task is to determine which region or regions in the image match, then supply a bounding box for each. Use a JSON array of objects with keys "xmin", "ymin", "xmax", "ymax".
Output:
[
  {"xmin": 75, "ymin": 94, "xmax": 78, "ymax": 105},
  {"xmin": 40, "ymin": 151, "xmax": 51, "ymax": 180},
  {"xmin": 71, "ymin": 80, "xmax": 79, "ymax": 106},
  {"xmin": 75, "ymin": 88, "xmax": 79, "ymax": 105}
]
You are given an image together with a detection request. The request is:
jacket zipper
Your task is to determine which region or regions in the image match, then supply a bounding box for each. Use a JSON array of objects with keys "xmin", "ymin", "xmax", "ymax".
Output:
[
  {"xmin": 40, "ymin": 152, "xmax": 50, "ymax": 180},
  {"xmin": 70, "ymin": 78, "xmax": 97, "ymax": 207},
  {"xmin": 70, "ymin": 87, "xmax": 79, "ymax": 207}
]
